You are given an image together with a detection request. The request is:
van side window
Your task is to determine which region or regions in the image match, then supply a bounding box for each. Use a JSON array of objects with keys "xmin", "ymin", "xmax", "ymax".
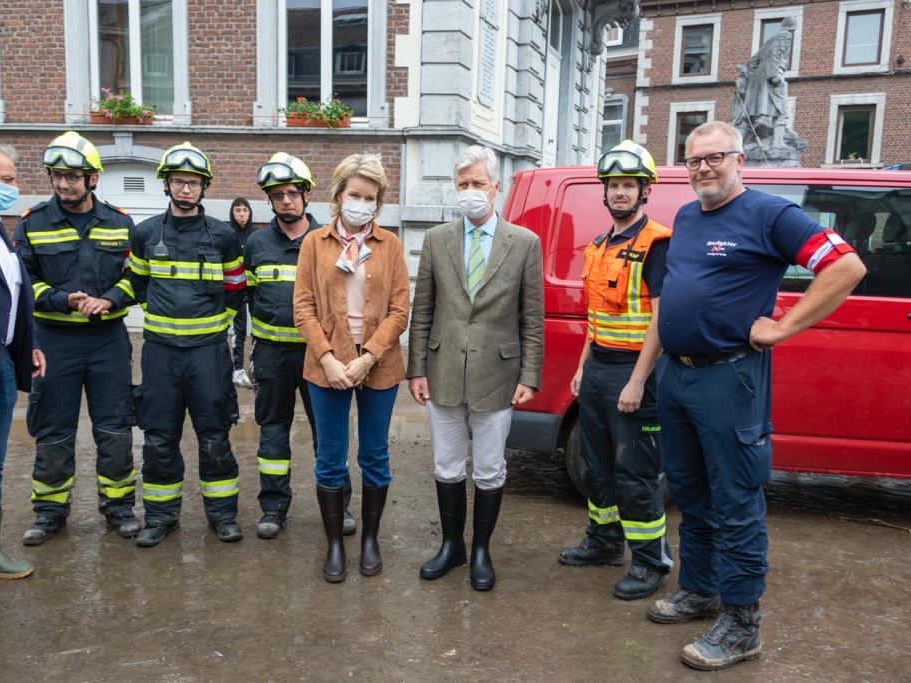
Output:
[{"xmin": 748, "ymin": 184, "xmax": 911, "ymax": 298}]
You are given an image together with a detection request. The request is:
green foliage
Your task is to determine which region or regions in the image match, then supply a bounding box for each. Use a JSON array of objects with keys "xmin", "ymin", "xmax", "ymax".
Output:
[
  {"xmin": 95, "ymin": 89, "xmax": 155, "ymax": 122},
  {"xmin": 283, "ymin": 97, "xmax": 354, "ymax": 127}
]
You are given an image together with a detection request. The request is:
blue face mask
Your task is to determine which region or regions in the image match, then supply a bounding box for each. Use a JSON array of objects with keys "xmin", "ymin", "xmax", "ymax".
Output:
[{"xmin": 0, "ymin": 182, "xmax": 19, "ymax": 211}]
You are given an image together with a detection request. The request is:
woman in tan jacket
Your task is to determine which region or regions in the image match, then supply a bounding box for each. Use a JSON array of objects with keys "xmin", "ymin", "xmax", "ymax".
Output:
[{"xmin": 293, "ymin": 154, "xmax": 409, "ymax": 583}]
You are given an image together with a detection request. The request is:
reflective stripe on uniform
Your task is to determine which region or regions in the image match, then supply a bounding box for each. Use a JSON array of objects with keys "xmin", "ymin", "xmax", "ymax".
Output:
[
  {"xmin": 253, "ymin": 264, "xmax": 297, "ymax": 283},
  {"xmin": 251, "ymin": 316, "xmax": 303, "ymax": 343},
  {"xmin": 26, "ymin": 228, "xmax": 80, "ymax": 245},
  {"xmin": 98, "ymin": 470, "xmax": 137, "ymax": 499},
  {"xmin": 31, "ymin": 476, "xmax": 75, "ymax": 504},
  {"xmin": 588, "ymin": 309, "xmax": 651, "ymax": 345},
  {"xmin": 142, "ymin": 481, "xmax": 183, "ymax": 503},
  {"xmin": 115, "ymin": 279, "xmax": 135, "ymax": 299},
  {"xmin": 129, "ymin": 254, "xmax": 151, "ymax": 276},
  {"xmin": 88, "ymin": 227, "xmax": 130, "ymax": 242},
  {"xmin": 32, "ymin": 281, "xmax": 51, "ymax": 300},
  {"xmin": 34, "ymin": 308, "xmax": 128, "ymax": 323},
  {"xmin": 149, "ymin": 260, "xmax": 224, "ymax": 281},
  {"xmin": 621, "ymin": 513, "xmax": 667, "ymax": 541},
  {"xmin": 588, "ymin": 500, "xmax": 620, "ymax": 525},
  {"xmin": 257, "ymin": 457, "xmax": 291, "ymax": 476},
  {"xmin": 200, "ymin": 477, "xmax": 240, "ymax": 499},
  {"xmin": 143, "ymin": 311, "xmax": 230, "ymax": 336}
]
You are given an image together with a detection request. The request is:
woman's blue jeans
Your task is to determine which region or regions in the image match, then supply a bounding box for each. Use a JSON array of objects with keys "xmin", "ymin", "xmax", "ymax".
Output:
[
  {"xmin": 307, "ymin": 382, "xmax": 398, "ymax": 489},
  {"xmin": 0, "ymin": 347, "xmax": 19, "ymax": 508}
]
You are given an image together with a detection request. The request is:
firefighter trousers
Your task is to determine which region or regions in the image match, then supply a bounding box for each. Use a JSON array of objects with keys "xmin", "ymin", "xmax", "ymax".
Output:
[
  {"xmin": 136, "ymin": 340, "xmax": 240, "ymax": 526},
  {"xmin": 27, "ymin": 322, "xmax": 134, "ymax": 521},
  {"xmin": 578, "ymin": 354, "xmax": 672, "ymax": 571}
]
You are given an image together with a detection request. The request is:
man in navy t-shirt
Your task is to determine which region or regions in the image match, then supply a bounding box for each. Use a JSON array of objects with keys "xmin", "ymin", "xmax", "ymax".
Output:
[{"xmin": 648, "ymin": 122, "xmax": 866, "ymax": 671}]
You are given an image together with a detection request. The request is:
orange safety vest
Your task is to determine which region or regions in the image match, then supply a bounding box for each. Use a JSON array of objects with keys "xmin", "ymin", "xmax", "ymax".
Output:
[{"xmin": 581, "ymin": 218, "xmax": 671, "ymax": 351}]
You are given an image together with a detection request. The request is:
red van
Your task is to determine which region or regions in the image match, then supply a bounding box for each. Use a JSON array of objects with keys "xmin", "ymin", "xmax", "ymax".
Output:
[{"xmin": 503, "ymin": 165, "xmax": 911, "ymax": 492}]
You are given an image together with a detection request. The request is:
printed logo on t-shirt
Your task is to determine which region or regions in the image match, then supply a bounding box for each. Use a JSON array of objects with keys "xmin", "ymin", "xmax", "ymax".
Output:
[{"xmin": 705, "ymin": 240, "xmax": 736, "ymax": 257}]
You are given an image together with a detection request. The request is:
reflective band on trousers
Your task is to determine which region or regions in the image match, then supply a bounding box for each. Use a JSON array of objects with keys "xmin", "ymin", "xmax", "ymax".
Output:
[
  {"xmin": 142, "ymin": 481, "xmax": 183, "ymax": 503},
  {"xmin": 200, "ymin": 478, "xmax": 240, "ymax": 499},
  {"xmin": 251, "ymin": 317, "xmax": 304, "ymax": 343},
  {"xmin": 31, "ymin": 476, "xmax": 75, "ymax": 504},
  {"xmin": 258, "ymin": 457, "xmax": 291, "ymax": 476},
  {"xmin": 588, "ymin": 500, "xmax": 620, "ymax": 525},
  {"xmin": 144, "ymin": 311, "xmax": 230, "ymax": 336},
  {"xmin": 621, "ymin": 513, "xmax": 667, "ymax": 541},
  {"xmin": 26, "ymin": 228, "xmax": 79, "ymax": 245},
  {"xmin": 98, "ymin": 470, "xmax": 137, "ymax": 499}
]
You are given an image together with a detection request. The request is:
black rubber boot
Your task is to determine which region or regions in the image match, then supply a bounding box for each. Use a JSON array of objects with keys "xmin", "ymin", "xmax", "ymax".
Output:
[
  {"xmin": 316, "ymin": 484, "xmax": 346, "ymax": 583},
  {"xmin": 419, "ymin": 480, "xmax": 467, "ymax": 581},
  {"xmin": 470, "ymin": 485, "xmax": 503, "ymax": 592},
  {"xmin": 343, "ymin": 476, "xmax": 356, "ymax": 536},
  {"xmin": 681, "ymin": 603, "xmax": 763, "ymax": 671},
  {"xmin": 359, "ymin": 484, "xmax": 388, "ymax": 576}
]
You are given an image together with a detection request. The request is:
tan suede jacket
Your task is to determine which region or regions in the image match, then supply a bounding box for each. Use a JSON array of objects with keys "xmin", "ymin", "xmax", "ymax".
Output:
[{"xmin": 293, "ymin": 220, "xmax": 409, "ymax": 390}]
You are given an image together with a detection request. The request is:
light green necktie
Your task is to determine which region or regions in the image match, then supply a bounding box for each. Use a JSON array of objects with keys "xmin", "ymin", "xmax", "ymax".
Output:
[{"xmin": 466, "ymin": 227, "xmax": 486, "ymax": 301}]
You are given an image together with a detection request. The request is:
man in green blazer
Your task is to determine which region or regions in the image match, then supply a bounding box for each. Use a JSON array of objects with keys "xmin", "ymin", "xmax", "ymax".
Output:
[{"xmin": 408, "ymin": 145, "xmax": 544, "ymax": 591}]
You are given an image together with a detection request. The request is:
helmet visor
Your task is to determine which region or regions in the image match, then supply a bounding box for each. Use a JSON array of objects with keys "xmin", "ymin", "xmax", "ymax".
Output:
[
  {"xmin": 598, "ymin": 150, "xmax": 655, "ymax": 181},
  {"xmin": 161, "ymin": 148, "xmax": 209, "ymax": 174},
  {"xmin": 257, "ymin": 162, "xmax": 306, "ymax": 189},
  {"xmin": 43, "ymin": 146, "xmax": 89, "ymax": 170}
]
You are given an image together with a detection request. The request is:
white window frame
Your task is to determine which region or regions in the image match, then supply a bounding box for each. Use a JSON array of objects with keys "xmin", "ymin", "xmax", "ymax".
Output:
[
  {"xmin": 256, "ymin": 0, "xmax": 386, "ymax": 128},
  {"xmin": 833, "ymin": 0, "xmax": 893, "ymax": 75},
  {"xmin": 604, "ymin": 26, "xmax": 623, "ymax": 48},
  {"xmin": 64, "ymin": 0, "xmax": 189, "ymax": 124},
  {"xmin": 601, "ymin": 93, "xmax": 628, "ymax": 154},
  {"xmin": 672, "ymin": 14, "xmax": 721, "ymax": 85},
  {"xmin": 667, "ymin": 100, "xmax": 716, "ymax": 165},
  {"xmin": 825, "ymin": 92, "xmax": 886, "ymax": 166},
  {"xmin": 751, "ymin": 7, "xmax": 803, "ymax": 78}
]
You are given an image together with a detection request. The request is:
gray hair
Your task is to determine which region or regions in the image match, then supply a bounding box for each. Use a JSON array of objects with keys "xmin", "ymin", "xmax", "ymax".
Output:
[
  {"xmin": 686, "ymin": 121, "xmax": 744, "ymax": 154},
  {"xmin": 0, "ymin": 144, "xmax": 18, "ymax": 164},
  {"xmin": 453, "ymin": 145, "xmax": 499, "ymax": 184}
]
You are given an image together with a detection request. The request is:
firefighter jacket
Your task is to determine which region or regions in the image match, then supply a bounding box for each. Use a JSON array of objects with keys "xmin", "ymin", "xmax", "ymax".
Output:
[
  {"xmin": 582, "ymin": 217, "xmax": 671, "ymax": 352},
  {"xmin": 244, "ymin": 214, "xmax": 319, "ymax": 344},
  {"xmin": 129, "ymin": 207, "xmax": 245, "ymax": 348},
  {"xmin": 12, "ymin": 196, "xmax": 135, "ymax": 327}
]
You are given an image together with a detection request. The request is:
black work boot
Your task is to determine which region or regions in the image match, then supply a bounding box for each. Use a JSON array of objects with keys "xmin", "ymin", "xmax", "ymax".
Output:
[
  {"xmin": 256, "ymin": 512, "xmax": 285, "ymax": 540},
  {"xmin": 212, "ymin": 520, "xmax": 243, "ymax": 543},
  {"xmin": 681, "ymin": 603, "xmax": 763, "ymax": 671},
  {"xmin": 559, "ymin": 535, "xmax": 625, "ymax": 566},
  {"xmin": 420, "ymin": 480, "xmax": 467, "ymax": 581},
  {"xmin": 0, "ymin": 511, "xmax": 34, "ymax": 580},
  {"xmin": 22, "ymin": 514, "xmax": 66, "ymax": 546},
  {"xmin": 359, "ymin": 484, "xmax": 388, "ymax": 576},
  {"xmin": 470, "ymin": 485, "xmax": 503, "ymax": 592},
  {"xmin": 316, "ymin": 484, "xmax": 346, "ymax": 583},
  {"xmin": 106, "ymin": 510, "xmax": 142, "ymax": 539},
  {"xmin": 135, "ymin": 520, "xmax": 179, "ymax": 548},
  {"xmin": 647, "ymin": 588, "xmax": 722, "ymax": 624},
  {"xmin": 613, "ymin": 563, "xmax": 667, "ymax": 600}
]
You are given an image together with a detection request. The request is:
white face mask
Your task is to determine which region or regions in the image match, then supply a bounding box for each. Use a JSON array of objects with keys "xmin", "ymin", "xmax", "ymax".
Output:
[
  {"xmin": 457, "ymin": 189, "xmax": 491, "ymax": 220},
  {"xmin": 340, "ymin": 199, "xmax": 376, "ymax": 228}
]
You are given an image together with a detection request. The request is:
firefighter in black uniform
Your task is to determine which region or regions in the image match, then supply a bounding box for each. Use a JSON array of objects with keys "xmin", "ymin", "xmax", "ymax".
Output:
[
  {"xmin": 129, "ymin": 142, "xmax": 245, "ymax": 547},
  {"xmin": 247, "ymin": 152, "xmax": 355, "ymax": 538},
  {"xmin": 14, "ymin": 132, "xmax": 139, "ymax": 545}
]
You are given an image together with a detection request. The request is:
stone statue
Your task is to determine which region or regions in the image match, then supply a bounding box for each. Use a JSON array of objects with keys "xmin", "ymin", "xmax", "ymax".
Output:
[{"xmin": 733, "ymin": 17, "xmax": 807, "ymax": 166}]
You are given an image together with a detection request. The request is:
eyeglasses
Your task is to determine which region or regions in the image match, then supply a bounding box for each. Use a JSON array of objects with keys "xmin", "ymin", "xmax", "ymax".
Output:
[
  {"xmin": 268, "ymin": 189, "xmax": 302, "ymax": 202},
  {"xmin": 43, "ymin": 146, "xmax": 89, "ymax": 171},
  {"xmin": 161, "ymin": 148, "xmax": 209, "ymax": 174},
  {"xmin": 598, "ymin": 149, "xmax": 656, "ymax": 181},
  {"xmin": 683, "ymin": 151, "xmax": 740, "ymax": 170},
  {"xmin": 168, "ymin": 177, "xmax": 204, "ymax": 190},
  {"xmin": 50, "ymin": 170, "xmax": 86, "ymax": 184}
]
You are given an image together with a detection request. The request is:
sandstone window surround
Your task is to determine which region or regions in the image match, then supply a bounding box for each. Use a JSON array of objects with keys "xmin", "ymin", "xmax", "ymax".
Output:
[
  {"xmin": 833, "ymin": 0, "xmax": 894, "ymax": 75},
  {"xmin": 666, "ymin": 100, "xmax": 715, "ymax": 165},
  {"xmin": 825, "ymin": 92, "xmax": 886, "ymax": 166},
  {"xmin": 671, "ymin": 13, "xmax": 721, "ymax": 85}
]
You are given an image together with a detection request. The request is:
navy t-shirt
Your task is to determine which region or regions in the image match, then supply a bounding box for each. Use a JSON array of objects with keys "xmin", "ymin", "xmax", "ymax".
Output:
[{"xmin": 659, "ymin": 189, "xmax": 823, "ymax": 356}]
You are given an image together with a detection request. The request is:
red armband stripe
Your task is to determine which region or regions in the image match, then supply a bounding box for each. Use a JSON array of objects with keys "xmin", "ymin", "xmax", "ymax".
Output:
[{"xmin": 795, "ymin": 230, "xmax": 855, "ymax": 274}]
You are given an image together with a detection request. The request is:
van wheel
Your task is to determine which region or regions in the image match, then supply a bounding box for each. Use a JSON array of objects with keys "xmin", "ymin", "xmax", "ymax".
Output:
[{"xmin": 564, "ymin": 419, "xmax": 589, "ymax": 498}]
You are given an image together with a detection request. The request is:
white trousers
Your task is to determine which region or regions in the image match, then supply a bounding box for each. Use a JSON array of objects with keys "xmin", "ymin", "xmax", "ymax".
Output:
[{"xmin": 426, "ymin": 401, "xmax": 513, "ymax": 490}]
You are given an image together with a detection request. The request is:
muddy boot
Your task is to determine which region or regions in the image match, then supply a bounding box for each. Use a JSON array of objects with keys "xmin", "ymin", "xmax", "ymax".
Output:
[
  {"xmin": 22, "ymin": 514, "xmax": 66, "ymax": 546},
  {"xmin": 681, "ymin": 603, "xmax": 763, "ymax": 671},
  {"xmin": 470, "ymin": 485, "xmax": 503, "ymax": 592},
  {"xmin": 316, "ymin": 484, "xmax": 346, "ymax": 583},
  {"xmin": 647, "ymin": 588, "xmax": 722, "ymax": 624},
  {"xmin": 559, "ymin": 535, "xmax": 625, "ymax": 566},
  {"xmin": 212, "ymin": 520, "xmax": 243, "ymax": 543},
  {"xmin": 256, "ymin": 512, "xmax": 285, "ymax": 540},
  {"xmin": 419, "ymin": 480, "xmax": 467, "ymax": 581},
  {"xmin": 0, "ymin": 511, "xmax": 34, "ymax": 580},
  {"xmin": 359, "ymin": 484, "xmax": 388, "ymax": 576},
  {"xmin": 613, "ymin": 563, "xmax": 667, "ymax": 600},
  {"xmin": 135, "ymin": 520, "xmax": 179, "ymax": 548},
  {"xmin": 105, "ymin": 510, "xmax": 142, "ymax": 539}
]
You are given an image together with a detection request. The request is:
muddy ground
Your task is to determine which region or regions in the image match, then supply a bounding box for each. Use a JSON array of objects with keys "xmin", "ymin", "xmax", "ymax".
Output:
[{"xmin": 1, "ymin": 338, "xmax": 909, "ymax": 682}]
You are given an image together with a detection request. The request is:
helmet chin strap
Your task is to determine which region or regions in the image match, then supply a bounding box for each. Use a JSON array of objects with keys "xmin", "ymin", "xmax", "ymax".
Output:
[
  {"xmin": 56, "ymin": 183, "xmax": 95, "ymax": 210},
  {"xmin": 270, "ymin": 186, "xmax": 307, "ymax": 224},
  {"xmin": 164, "ymin": 182, "xmax": 206, "ymax": 211},
  {"xmin": 604, "ymin": 180, "xmax": 648, "ymax": 220}
]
